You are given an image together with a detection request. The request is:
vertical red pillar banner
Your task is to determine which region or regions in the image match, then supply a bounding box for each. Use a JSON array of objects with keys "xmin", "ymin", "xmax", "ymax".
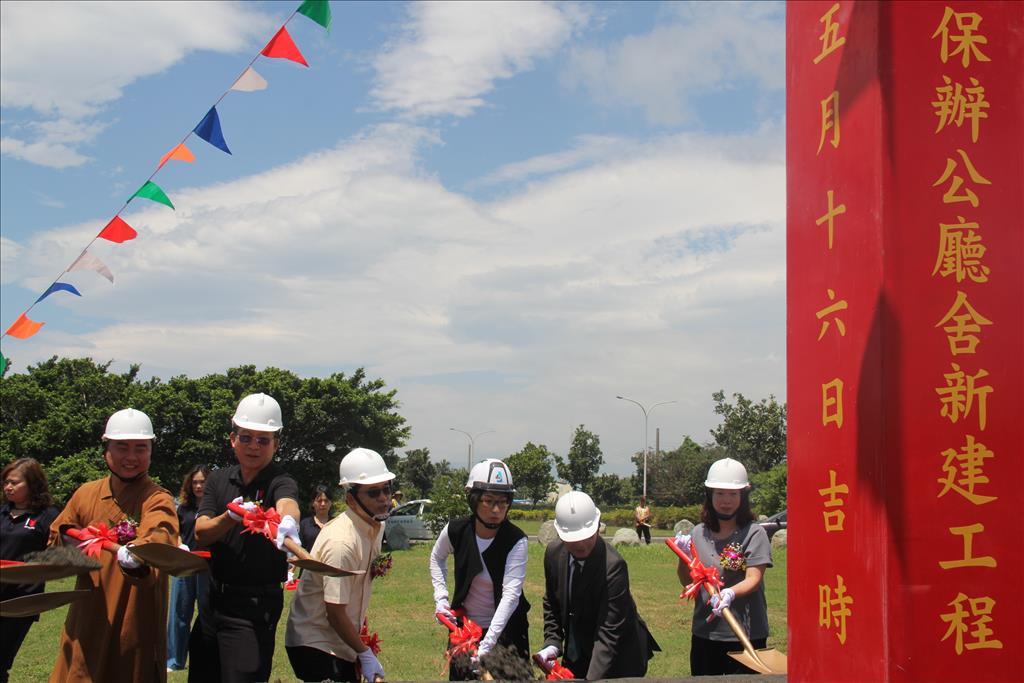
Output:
[{"xmin": 787, "ymin": 2, "xmax": 1023, "ymax": 682}]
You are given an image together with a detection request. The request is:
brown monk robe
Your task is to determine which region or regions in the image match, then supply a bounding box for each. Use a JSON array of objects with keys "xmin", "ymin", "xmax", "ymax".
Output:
[{"xmin": 49, "ymin": 475, "xmax": 178, "ymax": 683}]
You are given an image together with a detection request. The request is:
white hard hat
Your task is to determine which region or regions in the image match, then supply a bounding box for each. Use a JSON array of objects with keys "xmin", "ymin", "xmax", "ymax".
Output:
[
  {"xmin": 103, "ymin": 408, "xmax": 156, "ymax": 440},
  {"xmin": 232, "ymin": 393, "xmax": 283, "ymax": 432},
  {"xmin": 465, "ymin": 459, "xmax": 514, "ymax": 493},
  {"xmin": 339, "ymin": 448, "xmax": 396, "ymax": 487},
  {"xmin": 705, "ymin": 458, "xmax": 750, "ymax": 489},
  {"xmin": 554, "ymin": 491, "xmax": 601, "ymax": 542}
]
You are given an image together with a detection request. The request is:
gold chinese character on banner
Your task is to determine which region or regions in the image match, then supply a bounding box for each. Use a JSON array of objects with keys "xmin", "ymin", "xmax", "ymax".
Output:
[
  {"xmin": 941, "ymin": 593, "xmax": 1002, "ymax": 654},
  {"xmin": 816, "ymin": 289, "xmax": 848, "ymax": 340},
  {"xmin": 939, "ymin": 434, "xmax": 997, "ymax": 506},
  {"xmin": 818, "ymin": 469, "xmax": 849, "ymax": 532},
  {"xmin": 933, "ymin": 149, "xmax": 991, "ymax": 207},
  {"xmin": 819, "ymin": 575, "xmax": 853, "ymax": 644},
  {"xmin": 813, "ymin": 3, "xmax": 846, "ymax": 64},
  {"xmin": 935, "ymin": 290, "xmax": 993, "ymax": 355},
  {"xmin": 822, "ymin": 378, "xmax": 844, "ymax": 428},
  {"xmin": 815, "ymin": 190, "xmax": 846, "ymax": 250},
  {"xmin": 935, "ymin": 362, "xmax": 992, "ymax": 430},
  {"xmin": 818, "ymin": 91, "xmax": 840, "ymax": 154},
  {"xmin": 933, "ymin": 218, "xmax": 989, "ymax": 283},
  {"xmin": 939, "ymin": 523, "xmax": 997, "ymax": 569},
  {"xmin": 933, "ymin": 76, "xmax": 989, "ymax": 143},
  {"xmin": 931, "ymin": 7, "xmax": 991, "ymax": 68}
]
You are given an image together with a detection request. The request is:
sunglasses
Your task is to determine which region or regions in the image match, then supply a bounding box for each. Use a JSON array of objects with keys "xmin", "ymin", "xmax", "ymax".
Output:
[
  {"xmin": 237, "ymin": 434, "xmax": 273, "ymax": 446},
  {"xmin": 362, "ymin": 485, "xmax": 393, "ymax": 499},
  {"xmin": 480, "ymin": 497, "xmax": 510, "ymax": 510}
]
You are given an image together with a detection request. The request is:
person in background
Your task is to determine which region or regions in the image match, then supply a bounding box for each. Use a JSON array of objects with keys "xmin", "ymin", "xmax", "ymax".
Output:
[
  {"xmin": 676, "ymin": 458, "xmax": 772, "ymax": 676},
  {"xmin": 300, "ymin": 484, "xmax": 334, "ymax": 552},
  {"xmin": 390, "ymin": 490, "xmax": 404, "ymax": 510},
  {"xmin": 536, "ymin": 491, "xmax": 659, "ymax": 679},
  {"xmin": 1, "ymin": 458, "xmax": 60, "ymax": 683},
  {"xmin": 633, "ymin": 496, "xmax": 652, "ymax": 545},
  {"xmin": 285, "ymin": 449, "xmax": 394, "ymax": 682},
  {"xmin": 188, "ymin": 393, "xmax": 301, "ymax": 683},
  {"xmin": 166, "ymin": 464, "xmax": 211, "ymax": 672},
  {"xmin": 430, "ymin": 459, "xmax": 531, "ymax": 680},
  {"xmin": 49, "ymin": 408, "xmax": 179, "ymax": 683}
]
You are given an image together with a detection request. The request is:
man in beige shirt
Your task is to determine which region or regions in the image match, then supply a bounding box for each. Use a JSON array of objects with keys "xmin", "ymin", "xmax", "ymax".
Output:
[{"xmin": 285, "ymin": 448, "xmax": 394, "ymax": 683}]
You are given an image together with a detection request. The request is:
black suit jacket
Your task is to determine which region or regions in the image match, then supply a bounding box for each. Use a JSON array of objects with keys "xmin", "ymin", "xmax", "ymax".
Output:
[{"xmin": 542, "ymin": 537, "xmax": 659, "ymax": 679}]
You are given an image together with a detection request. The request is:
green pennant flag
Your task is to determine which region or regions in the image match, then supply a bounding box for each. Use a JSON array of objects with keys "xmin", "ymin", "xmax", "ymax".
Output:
[
  {"xmin": 0, "ymin": 351, "xmax": 7, "ymax": 376},
  {"xmin": 297, "ymin": 0, "xmax": 331, "ymax": 30},
  {"xmin": 129, "ymin": 180, "xmax": 174, "ymax": 209}
]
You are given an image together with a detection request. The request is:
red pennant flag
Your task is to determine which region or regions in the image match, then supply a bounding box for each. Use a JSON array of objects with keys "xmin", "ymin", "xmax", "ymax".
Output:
[
  {"xmin": 5, "ymin": 313, "xmax": 44, "ymax": 339},
  {"xmin": 97, "ymin": 216, "xmax": 137, "ymax": 243},
  {"xmin": 261, "ymin": 26, "xmax": 308, "ymax": 67}
]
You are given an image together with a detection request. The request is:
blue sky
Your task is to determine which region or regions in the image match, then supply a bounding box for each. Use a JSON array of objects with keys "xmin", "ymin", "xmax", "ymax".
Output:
[{"xmin": 1, "ymin": 1, "xmax": 786, "ymax": 475}]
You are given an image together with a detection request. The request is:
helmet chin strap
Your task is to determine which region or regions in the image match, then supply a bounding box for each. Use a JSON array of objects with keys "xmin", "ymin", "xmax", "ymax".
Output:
[
  {"xmin": 108, "ymin": 465, "xmax": 144, "ymax": 484},
  {"xmin": 474, "ymin": 511, "xmax": 505, "ymax": 530},
  {"xmin": 351, "ymin": 488, "xmax": 390, "ymax": 522},
  {"xmin": 715, "ymin": 510, "xmax": 736, "ymax": 521}
]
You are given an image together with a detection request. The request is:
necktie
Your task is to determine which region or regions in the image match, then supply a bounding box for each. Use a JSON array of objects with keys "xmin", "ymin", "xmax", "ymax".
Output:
[{"xmin": 566, "ymin": 558, "xmax": 583, "ymax": 663}]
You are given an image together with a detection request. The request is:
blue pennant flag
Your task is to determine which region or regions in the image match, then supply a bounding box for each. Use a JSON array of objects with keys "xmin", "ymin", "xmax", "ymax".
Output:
[
  {"xmin": 35, "ymin": 282, "xmax": 83, "ymax": 304},
  {"xmin": 194, "ymin": 106, "xmax": 231, "ymax": 155}
]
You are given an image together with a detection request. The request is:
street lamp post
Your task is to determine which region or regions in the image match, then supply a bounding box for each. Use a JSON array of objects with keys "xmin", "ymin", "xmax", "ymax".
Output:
[
  {"xmin": 449, "ymin": 427, "xmax": 495, "ymax": 470},
  {"xmin": 616, "ymin": 396, "xmax": 677, "ymax": 499}
]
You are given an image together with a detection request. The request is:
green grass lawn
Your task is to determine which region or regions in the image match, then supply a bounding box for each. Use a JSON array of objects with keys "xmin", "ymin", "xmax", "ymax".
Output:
[{"xmin": 10, "ymin": 542, "xmax": 787, "ymax": 682}]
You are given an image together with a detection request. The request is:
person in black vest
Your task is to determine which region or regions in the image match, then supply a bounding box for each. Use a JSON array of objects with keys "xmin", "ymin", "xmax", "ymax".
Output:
[
  {"xmin": 188, "ymin": 393, "xmax": 301, "ymax": 683},
  {"xmin": 536, "ymin": 491, "xmax": 659, "ymax": 679},
  {"xmin": 429, "ymin": 459, "xmax": 530, "ymax": 680}
]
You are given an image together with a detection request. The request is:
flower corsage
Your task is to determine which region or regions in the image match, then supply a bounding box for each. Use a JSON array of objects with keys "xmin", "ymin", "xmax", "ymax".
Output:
[
  {"xmin": 370, "ymin": 552, "xmax": 393, "ymax": 579},
  {"xmin": 113, "ymin": 517, "xmax": 139, "ymax": 545},
  {"xmin": 719, "ymin": 542, "xmax": 747, "ymax": 572}
]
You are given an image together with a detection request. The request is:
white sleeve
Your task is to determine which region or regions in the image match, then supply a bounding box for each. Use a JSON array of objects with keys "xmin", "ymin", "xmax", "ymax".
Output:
[
  {"xmin": 478, "ymin": 536, "xmax": 528, "ymax": 653},
  {"xmin": 429, "ymin": 523, "xmax": 454, "ymax": 602}
]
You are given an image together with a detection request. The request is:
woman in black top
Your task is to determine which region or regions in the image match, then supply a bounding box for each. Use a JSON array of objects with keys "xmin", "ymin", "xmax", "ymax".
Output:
[
  {"xmin": 299, "ymin": 483, "xmax": 335, "ymax": 552},
  {"xmin": 1, "ymin": 458, "xmax": 59, "ymax": 683},
  {"xmin": 166, "ymin": 464, "xmax": 210, "ymax": 672}
]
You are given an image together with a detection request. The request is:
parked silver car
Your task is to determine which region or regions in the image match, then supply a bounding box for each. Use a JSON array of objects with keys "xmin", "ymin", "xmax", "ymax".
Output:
[
  {"xmin": 758, "ymin": 509, "xmax": 787, "ymax": 540},
  {"xmin": 387, "ymin": 499, "xmax": 434, "ymax": 540}
]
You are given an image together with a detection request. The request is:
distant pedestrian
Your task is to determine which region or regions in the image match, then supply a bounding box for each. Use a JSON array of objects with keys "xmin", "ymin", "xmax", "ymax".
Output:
[
  {"xmin": 166, "ymin": 464, "xmax": 211, "ymax": 672},
  {"xmin": 1, "ymin": 458, "xmax": 60, "ymax": 683},
  {"xmin": 300, "ymin": 484, "xmax": 334, "ymax": 552},
  {"xmin": 634, "ymin": 496, "xmax": 652, "ymax": 545}
]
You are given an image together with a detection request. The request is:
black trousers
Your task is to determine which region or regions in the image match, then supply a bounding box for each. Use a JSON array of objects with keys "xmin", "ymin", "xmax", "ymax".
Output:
[
  {"xmin": 286, "ymin": 645, "xmax": 358, "ymax": 683},
  {"xmin": 635, "ymin": 524, "xmax": 651, "ymax": 544},
  {"xmin": 690, "ymin": 634, "xmax": 768, "ymax": 676},
  {"xmin": 188, "ymin": 585, "xmax": 283, "ymax": 683},
  {"xmin": 0, "ymin": 616, "xmax": 35, "ymax": 683}
]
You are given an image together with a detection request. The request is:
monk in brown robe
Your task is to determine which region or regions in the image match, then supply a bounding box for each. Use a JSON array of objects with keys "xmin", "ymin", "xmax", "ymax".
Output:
[{"xmin": 49, "ymin": 408, "xmax": 178, "ymax": 683}]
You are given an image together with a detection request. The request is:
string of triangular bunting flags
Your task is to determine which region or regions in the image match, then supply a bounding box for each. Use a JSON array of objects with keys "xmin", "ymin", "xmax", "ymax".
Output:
[{"xmin": 0, "ymin": 0, "xmax": 331, "ymax": 374}]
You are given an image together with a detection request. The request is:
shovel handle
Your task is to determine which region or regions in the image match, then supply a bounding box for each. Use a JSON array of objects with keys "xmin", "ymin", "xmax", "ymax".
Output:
[{"xmin": 436, "ymin": 612, "xmax": 459, "ymax": 632}]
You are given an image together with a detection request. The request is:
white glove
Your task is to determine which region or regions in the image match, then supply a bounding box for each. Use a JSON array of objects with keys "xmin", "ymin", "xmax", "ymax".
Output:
[
  {"xmin": 477, "ymin": 640, "xmax": 492, "ymax": 658},
  {"xmin": 675, "ymin": 533, "xmax": 692, "ymax": 554},
  {"xmin": 117, "ymin": 545, "xmax": 142, "ymax": 570},
  {"xmin": 227, "ymin": 497, "xmax": 256, "ymax": 522},
  {"xmin": 435, "ymin": 597, "xmax": 455, "ymax": 621},
  {"xmin": 275, "ymin": 514, "xmax": 300, "ymax": 551},
  {"xmin": 178, "ymin": 543, "xmax": 190, "ymax": 551},
  {"xmin": 535, "ymin": 645, "xmax": 559, "ymax": 665},
  {"xmin": 709, "ymin": 587, "xmax": 735, "ymax": 619},
  {"xmin": 357, "ymin": 648, "xmax": 385, "ymax": 681}
]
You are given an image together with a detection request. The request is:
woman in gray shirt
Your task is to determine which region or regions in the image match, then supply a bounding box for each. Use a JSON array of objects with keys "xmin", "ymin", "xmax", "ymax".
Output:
[{"xmin": 676, "ymin": 458, "xmax": 773, "ymax": 676}]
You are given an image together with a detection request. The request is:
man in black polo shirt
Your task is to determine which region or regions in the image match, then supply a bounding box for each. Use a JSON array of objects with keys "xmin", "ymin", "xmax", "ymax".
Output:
[{"xmin": 188, "ymin": 393, "xmax": 301, "ymax": 683}]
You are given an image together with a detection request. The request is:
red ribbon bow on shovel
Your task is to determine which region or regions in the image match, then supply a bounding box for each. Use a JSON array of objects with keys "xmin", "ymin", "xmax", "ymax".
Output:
[
  {"xmin": 360, "ymin": 618, "xmax": 382, "ymax": 655},
  {"xmin": 70, "ymin": 524, "xmax": 119, "ymax": 559},
  {"xmin": 533, "ymin": 654, "xmax": 575, "ymax": 680},
  {"xmin": 665, "ymin": 537, "xmax": 723, "ymax": 601},
  {"xmin": 226, "ymin": 502, "xmax": 280, "ymax": 540},
  {"xmin": 436, "ymin": 610, "xmax": 483, "ymax": 671}
]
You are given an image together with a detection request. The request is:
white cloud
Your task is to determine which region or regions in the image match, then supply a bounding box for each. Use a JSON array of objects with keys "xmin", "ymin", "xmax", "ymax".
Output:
[
  {"xmin": 0, "ymin": 1, "xmax": 277, "ymax": 166},
  {"xmin": 371, "ymin": 1, "xmax": 589, "ymax": 118},
  {"xmin": 4, "ymin": 120, "xmax": 785, "ymax": 472},
  {"xmin": 563, "ymin": 1, "xmax": 784, "ymax": 125}
]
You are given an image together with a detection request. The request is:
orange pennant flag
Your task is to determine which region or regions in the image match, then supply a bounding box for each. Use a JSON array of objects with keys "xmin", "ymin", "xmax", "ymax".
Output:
[
  {"xmin": 5, "ymin": 313, "xmax": 44, "ymax": 339},
  {"xmin": 158, "ymin": 142, "xmax": 196, "ymax": 169}
]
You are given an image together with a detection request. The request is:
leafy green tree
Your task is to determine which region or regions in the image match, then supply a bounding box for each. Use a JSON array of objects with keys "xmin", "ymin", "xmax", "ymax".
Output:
[
  {"xmin": 505, "ymin": 442, "xmax": 556, "ymax": 504},
  {"xmin": 750, "ymin": 462, "xmax": 787, "ymax": 516},
  {"xmin": 710, "ymin": 390, "xmax": 787, "ymax": 473},
  {"xmin": 590, "ymin": 473, "xmax": 632, "ymax": 507},
  {"xmin": 395, "ymin": 448, "xmax": 435, "ymax": 500},
  {"xmin": 424, "ymin": 469, "xmax": 470, "ymax": 535},
  {"xmin": 554, "ymin": 425, "xmax": 603, "ymax": 492}
]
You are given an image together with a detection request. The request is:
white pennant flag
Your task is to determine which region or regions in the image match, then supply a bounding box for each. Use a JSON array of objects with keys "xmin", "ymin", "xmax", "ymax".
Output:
[
  {"xmin": 231, "ymin": 67, "xmax": 268, "ymax": 92},
  {"xmin": 68, "ymin": 250, "xmax": 114, "ymax": 283}
]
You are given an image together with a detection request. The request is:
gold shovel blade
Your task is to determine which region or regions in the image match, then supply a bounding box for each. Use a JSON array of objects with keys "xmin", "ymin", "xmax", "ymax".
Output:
[
  {"xmin": 127, "ymin": 543, "xmax": 210, "ymax": 577},
  {"xmin": 288, "ymin": 557, "xmax": 365, "ymax": 577},
  {"xmin": 0, "ymin": 590, "xmax": 92, "ymax": 618},
  {"xmin": 727, "ymin": 647, "xmax": 788, "ymax": 675}
]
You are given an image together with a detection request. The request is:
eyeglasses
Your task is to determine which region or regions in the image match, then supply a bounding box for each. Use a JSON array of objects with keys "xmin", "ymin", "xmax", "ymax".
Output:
[
  {"xmin": 362, "ymin": 485, "xmax": 393, "ymax": 499},
  {"xmin": 480, "ymin": 497, "xmax": 510, "ymax": 510},
  {"xmin": 237, "ymin": 434, "xmax": 273, "ymax": 446}
]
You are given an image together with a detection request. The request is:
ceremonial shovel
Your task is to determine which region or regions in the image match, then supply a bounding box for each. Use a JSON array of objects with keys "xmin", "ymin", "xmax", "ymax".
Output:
[
  {"xmin": 666, "ymin": 538, "xmax": 787, "ymax": 675},
  {"xmin": 0, "ymin": 590, "xmax": 92, "ymax": 617},
  {"xmin": 226, "ymin": 502, "xmax": 363, "ymax": 577}
]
